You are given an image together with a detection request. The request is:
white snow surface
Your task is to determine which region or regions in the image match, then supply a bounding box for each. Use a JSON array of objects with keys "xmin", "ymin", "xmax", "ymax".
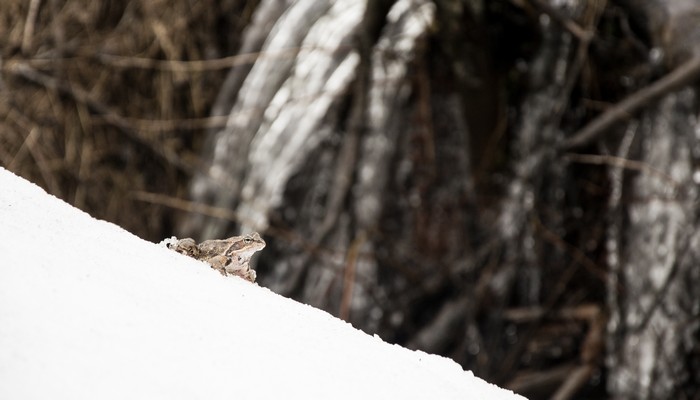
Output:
[{"xmin": 0, "ymin": 167, "xmax": 524, "ymax": 400}]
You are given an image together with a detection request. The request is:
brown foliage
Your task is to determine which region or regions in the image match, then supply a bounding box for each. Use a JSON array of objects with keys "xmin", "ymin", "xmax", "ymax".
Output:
[{"xmin": 0, "ymin": 0, "xmax": 254, "ymax": 240}]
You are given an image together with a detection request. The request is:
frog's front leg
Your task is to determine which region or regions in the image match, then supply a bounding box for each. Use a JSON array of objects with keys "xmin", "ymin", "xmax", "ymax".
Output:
[
  {"xmin": 206, "ymin": 255, "xmax": 229, "ymax": 276},
  {"xmin": 224, "ymin": 262, "xmax": 257, "ymax": 283}
]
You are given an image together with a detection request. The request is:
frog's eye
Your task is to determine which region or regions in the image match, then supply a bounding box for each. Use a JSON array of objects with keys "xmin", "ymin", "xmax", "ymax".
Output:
[{"xmin": 244, "ymin": 238, "xmax": 253, "ymax": 243}]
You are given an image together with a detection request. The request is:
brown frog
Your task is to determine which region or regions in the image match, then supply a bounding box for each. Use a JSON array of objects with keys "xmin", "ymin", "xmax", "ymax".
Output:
[{"xmin": 166, "ymin": 232, "xmax": 266, "ymax": 283}]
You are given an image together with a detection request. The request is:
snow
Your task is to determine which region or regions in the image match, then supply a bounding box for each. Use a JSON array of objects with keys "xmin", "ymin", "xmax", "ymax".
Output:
[{"xmin": 0, "ymin": 167, "xmax": 524, "ymax": 400}]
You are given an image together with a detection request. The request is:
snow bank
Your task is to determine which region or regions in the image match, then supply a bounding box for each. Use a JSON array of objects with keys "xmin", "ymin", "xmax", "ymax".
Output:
[{"xmin": 0, "ymin": 167, "xmax": 524, "ymax": 400}]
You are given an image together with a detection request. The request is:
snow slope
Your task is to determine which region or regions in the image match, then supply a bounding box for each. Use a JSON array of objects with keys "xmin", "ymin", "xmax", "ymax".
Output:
[{"xmin": 0, "ymin": 167, "xmax": 524, "ymax": 400}]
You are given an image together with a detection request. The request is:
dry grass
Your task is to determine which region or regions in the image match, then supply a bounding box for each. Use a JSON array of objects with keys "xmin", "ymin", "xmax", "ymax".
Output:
[{"xmin": 0, "ymin": 0, "xmax": 257, "ymax": 240}]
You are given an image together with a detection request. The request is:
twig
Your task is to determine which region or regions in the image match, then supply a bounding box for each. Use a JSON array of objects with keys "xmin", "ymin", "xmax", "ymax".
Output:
[
  {"xmin": 105, "ymin": 115, "xmax": 229, "ymax": 132},
  {"xmin": 561, "ymin": 56, "xmax": 700, "ymax": 150},
  {"xmin": 131, "ymin": 191, "xmax": 242, "ymax": 224},
  {"xmin": 94, "ymin": 46, "xmax": 315, "ymax": 72},
  {"xmin": 9, "ymin": 126, "xmax": 60, "ymax": 195},
  {"xmin": 21, "ymin": 0, "xmax": 42, "ymax": 54},
  {"xmin": 506, "ymin": 364, "xmax": 576, "ymax": 394},
  {"xmin": 503, "ymin": 304, "xmax": 601, "ymax": 322},
  {"xmin": 6, "ymin": 61, "xmax": 194, "ymax": 172},
  {"xmin": 4, "ymin": 104, "xmax": 62, "ymax": 195},
  {"xmin": 629, "ymin": 231, "xmax": 688, "ymax": 333},
  {"xmin": 551, "ymin": 364, "xmax": 595, "ymax": 400},
  {"xmin": 564, "ymin": 152, "xmax": 681, "ymax": 189},
  {"xmin": 551, "ymin": 308, "xmax": 605, "ymax": 400},
  {"xmin": 535, "ymin": 217, "xmax": 608, "ymax": 284},
  {"xmin": 339, "ymin": 232, "xmax": 365, "ymax": 321},
  {"xmin": 526, "ymin": 0, "xmax": 593, "ymax": 41}
]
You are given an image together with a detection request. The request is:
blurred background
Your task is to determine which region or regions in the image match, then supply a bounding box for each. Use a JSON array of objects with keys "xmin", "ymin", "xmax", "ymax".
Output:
[{"xmin": 2, "ymin": 0, "xmax": 699, "ymax": 398}]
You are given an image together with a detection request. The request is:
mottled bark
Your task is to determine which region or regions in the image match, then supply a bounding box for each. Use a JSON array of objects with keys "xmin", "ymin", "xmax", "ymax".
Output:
[
  {"xmin": 181, "ymin": 0, "xmax": 440, "ymax": 327},
  {"xmin": 606, "ymin": 90, "xmax": 700, "ymax": 399},
  {"xmin": 589, "ymin": 2, "xmax": 700, "ymax": 398}
]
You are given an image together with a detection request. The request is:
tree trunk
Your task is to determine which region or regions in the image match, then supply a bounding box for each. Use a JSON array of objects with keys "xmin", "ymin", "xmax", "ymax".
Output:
[
  {"xmin": 601, "ymin": 2, "xmax": 700, "ymax": 398},
  {"xmin": 181, "ymin": 0, "xmax": 447, "ymax": 329}
]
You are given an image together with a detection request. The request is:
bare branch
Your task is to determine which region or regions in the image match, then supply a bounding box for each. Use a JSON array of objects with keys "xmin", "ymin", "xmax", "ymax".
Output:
[{"xmin": 561, "ymin": 56, "xmax": 700, "ymax": 150}]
